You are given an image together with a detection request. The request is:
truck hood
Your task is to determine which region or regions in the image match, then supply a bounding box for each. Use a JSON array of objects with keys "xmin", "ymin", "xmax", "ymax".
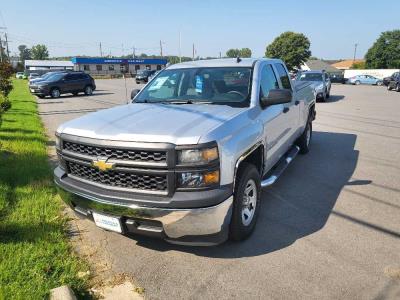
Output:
[{"xmin": 57, "ymin": 103, "xmax": 247, "ymax": 144}]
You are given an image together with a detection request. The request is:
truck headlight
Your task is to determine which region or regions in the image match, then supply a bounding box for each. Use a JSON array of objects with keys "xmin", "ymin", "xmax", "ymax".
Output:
[
  {"xmin": 178, "ymin": 170, "xmax": 220, "ymax": 188},
  {"xmin": 177, "ymin": 146, "xmax": 218, "ymax": 165},
  {"xmin": 55, "ymin": 134, "xmax": 61, "ymax": 150}
]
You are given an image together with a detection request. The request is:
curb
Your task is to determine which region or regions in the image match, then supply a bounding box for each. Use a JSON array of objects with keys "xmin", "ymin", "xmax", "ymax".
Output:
[{"xmin": 50, "ymin": 285, "xmax": 77, "ymax": 300}]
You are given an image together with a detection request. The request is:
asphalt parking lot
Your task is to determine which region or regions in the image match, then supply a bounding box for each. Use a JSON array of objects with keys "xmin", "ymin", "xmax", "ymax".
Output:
[{"xmin": 38, "ymin": 80, "xmax": 400, "ymax": 299}]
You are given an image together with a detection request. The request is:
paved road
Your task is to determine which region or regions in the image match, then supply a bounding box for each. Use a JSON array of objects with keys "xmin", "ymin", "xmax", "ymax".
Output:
[{"xmin": 38, "ymin": 81, "xmax": 400, "ymax": 299}]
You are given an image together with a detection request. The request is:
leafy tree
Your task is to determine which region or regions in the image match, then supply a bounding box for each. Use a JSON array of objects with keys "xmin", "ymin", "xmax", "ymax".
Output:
[
  {"xmin": 0, "ymin": 61, "xmax": 13, "ymax": 129},
  {"xmin": 31, "ymin": 44, "xmax": 49, "ymax": 60},
  {"xmin": 18, "ymin": 45, "xmax": 31, "ymax": 63},
  {"xmin": 365, "ymin": 30, "xmax": 400, "ymax": 69},
  {"xmin": 239, "ymin": 48, "xmax": 252, "ymax": 58},
  {"xmin": 226, "ymin": 48, "xmax": 240, "ymax": 58},
  {"xmin": 265, "ymin": 31, "xmax": 311, "ymax": 71}
]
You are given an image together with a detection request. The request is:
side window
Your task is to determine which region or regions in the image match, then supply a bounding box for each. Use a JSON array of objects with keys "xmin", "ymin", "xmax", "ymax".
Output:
[
  {"xmin": 275, "ymin": 63, "xmax": 292, "ymax": 90},
  {"xmin": 260, "ymin": 65, "xmax": 279, "ymax": 97}
]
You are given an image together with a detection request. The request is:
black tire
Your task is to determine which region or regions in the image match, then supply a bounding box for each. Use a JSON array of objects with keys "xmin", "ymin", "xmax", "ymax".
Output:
[
  {"xmin": 72, "ymin": 92, "xmax": 79, "ymax": 96},
  {"xmin": 230, "ymin": 163, "xmax": 261, "ymax": 241},
  {"xmin": 84, "ymin": 85, "xmax": 93, "ymax": 96},
  {"xmin": 396, "ymin": 84, "xmax": 400, "ymax": 92},
  {"xmin": 377, "ymin": 81, "xmax": 383, "ymax": 86},
  {"xmin": 355, "ymin": 80, "xmax": 361, "ymax": 85},
  {"xmin": 387, "ymin": 85, "xmax": 392, "ymax": 91},
  {"xmin": 136, "ymin": 81, "xmax": 140, "ymax": 84},
  {"xmin": 50, "ymin": 88, "xmax": 60, "ymax": 98},
  {"xmin": 296, "ymin": 120, "xmax": 312, "ymax": 154},
  {"xmin": 37, "ymin": 95, "xmax": 45, "ymax": 99}
]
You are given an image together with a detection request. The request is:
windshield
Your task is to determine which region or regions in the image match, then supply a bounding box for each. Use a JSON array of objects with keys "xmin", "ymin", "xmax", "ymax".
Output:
[
  {"xmin": 135, "ymin": 67, "xmax": 252, "ymax": 106},
  {"xmin": 46, "ymin": 73, "xmax": 65, "ymax": 82},
  {"xmin": 298, "ymin": 73, "xmax": 323, "ymax": 81},
  {"xmin": 137, "ymin": 70, "xmax": 151, "ymax": 76}
]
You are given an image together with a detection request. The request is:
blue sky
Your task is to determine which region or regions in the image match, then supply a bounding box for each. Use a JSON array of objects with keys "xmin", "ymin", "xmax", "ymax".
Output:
[{"xmin": 0, "ymin": 0, "xmax": 398, "ymax": 59}]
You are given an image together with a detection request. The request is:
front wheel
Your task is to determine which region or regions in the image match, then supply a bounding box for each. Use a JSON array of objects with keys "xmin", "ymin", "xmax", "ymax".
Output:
[
  {"xmin": 296, "ymin": 121, "xmax": 312, "ymax": 154},
  {"xmin": 84, "ymin": 85, "xmax": 93, "ymax": 96},
  {"xmin": 396, "ymin": 84, "xmax": 400, "ymax": 92},
  {"xmin": 387, "ymin": 85, "xmax": 392, "ymax": 91},
  {"xmin": 51, "ymin": 88, "xmax": 60, "ymax": 98},
  {"xmin": 377, "ymin": 81, "xmax": 383, "ymax": 86},
  {"xmin": 355, "ymin": 80, "xmax": 361, "ymax": 85},
  {"xmin": 230, "ymin": 163, "xmax": 261, "ymax": 241}
]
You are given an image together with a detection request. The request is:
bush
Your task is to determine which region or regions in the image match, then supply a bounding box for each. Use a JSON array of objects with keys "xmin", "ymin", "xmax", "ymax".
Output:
[
  {"xmin": 0, "ymin": 93, "xmax": 11, "ymax": 111},
  {"xmin": 0, "ymin": 61, "xmax": 14, "ymax": 98}
]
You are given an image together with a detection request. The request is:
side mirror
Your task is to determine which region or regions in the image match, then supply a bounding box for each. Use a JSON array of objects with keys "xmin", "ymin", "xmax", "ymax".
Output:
[
  {"xmin": 260, "ymin": 89, "xmax": 292, "ymax": 107},
  {"xmin": 131, "ymin": 89, "xmax": 140, "ymax": 100}
]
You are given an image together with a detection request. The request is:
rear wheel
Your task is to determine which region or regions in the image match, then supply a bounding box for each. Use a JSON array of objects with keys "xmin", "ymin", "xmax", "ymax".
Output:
[
  {"xmin": 84, "ymin": 85, "xmax": 93, "ymax": 96},
  {"xmin": 396, "ymin": 84, "xmax": 400, "ymax": 92},
  {"xmin": 296, "ymin": 120, "xmax": 312, "ymax": 154},
  {"xmin": 230, "ymin": 163, "xmax": 261, "ymax": 241},
  {"xmin": 51, "ymin": 88, "xmax": 60, "ymax": 98},
  {"xmin": 377, "ymin": 81, "xmax": 383, "ymax": 86},
  {"xmin": 387, "ymin": 85, "xmax": 392, "ymax": 91}
]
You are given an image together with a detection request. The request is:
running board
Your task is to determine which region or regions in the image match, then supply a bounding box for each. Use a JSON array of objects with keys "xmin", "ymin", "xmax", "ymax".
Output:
[{"xmin": 261, "ymin": 145, "xmax": 300, "ymax": 188}]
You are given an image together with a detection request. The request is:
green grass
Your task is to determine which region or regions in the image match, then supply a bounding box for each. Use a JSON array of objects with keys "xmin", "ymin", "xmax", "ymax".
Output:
[{"xmin": 0, "ymin": 80, "xmax": 89, "ymax": 299}]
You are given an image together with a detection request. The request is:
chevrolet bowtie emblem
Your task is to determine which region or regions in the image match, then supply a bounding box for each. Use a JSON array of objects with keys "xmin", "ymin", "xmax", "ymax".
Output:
[{"xmin": 91, "ymin": 158, "xmax": 115, "ymax": 172}]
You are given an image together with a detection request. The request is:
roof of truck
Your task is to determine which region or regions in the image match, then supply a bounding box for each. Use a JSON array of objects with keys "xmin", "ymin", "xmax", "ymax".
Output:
[{"xmin": 167, "ymin": 58, "xmax": 281, "ymax": 69}]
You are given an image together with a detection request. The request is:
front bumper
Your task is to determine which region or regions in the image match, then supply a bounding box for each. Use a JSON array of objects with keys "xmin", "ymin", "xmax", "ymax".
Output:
[{"xmin": 55, "ymin": 167, "xmax": 233, "ymax": 246}]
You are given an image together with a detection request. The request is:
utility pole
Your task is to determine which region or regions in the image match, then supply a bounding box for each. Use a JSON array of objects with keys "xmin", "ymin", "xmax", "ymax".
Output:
[
  {"xmin": 353, "ymin": 43, "xmax": 358, "ymax": 62},
  {"xmin": 0, "ymin": 35, "xmax": 3, "ymax": 62},
  {"xmin": 121, "ymin": 44, "xmax": 124, "ymax": 57},
  {"xmin": 5, "ymin": 32, "xmax": 10, "ymax": 58},
  {"xmin": 192, "ymin": 43, "xmax": 195, "ymax": 61},
  {"xmin": 99, "ymin": 42, "xmax": 103, "ymax": 57},
  {"xmin": 179, "ymin": 31, "xmax": 182, "ymax": 63},
  {"xmin": 219, "ymin": 51, "xmax": 222, "ymax": 58},
  {"xmin": 160, "ymin": 40, "xmax": 163, "ymax": 57}
]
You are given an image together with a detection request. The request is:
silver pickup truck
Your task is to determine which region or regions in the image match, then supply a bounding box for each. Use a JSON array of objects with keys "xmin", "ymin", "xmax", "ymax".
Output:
[{"xmin": 54, "ymin": 58, "xmax": 316, "ymax": 246}]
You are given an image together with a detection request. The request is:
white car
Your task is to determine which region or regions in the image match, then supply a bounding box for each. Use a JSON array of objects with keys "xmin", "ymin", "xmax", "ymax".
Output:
[
  {"xmin": 16, "ymin": 72, "xmax": 25, "ymax": 79},
  {"xmin": 28, "ymin": 73, "xmax": 40, "ymax": 80}
]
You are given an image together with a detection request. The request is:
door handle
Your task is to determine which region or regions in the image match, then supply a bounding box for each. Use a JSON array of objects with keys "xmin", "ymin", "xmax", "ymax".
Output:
[
  {"xmin": 295, "ymin": 100, "xmax": 300, "ymax": 105},
  {"xmin": 283, "ymin": 107, "xmax": 290, "ymax": 113}
]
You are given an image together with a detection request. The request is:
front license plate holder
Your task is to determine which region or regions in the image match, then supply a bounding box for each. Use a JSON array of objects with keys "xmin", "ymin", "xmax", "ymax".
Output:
[{"xmin": 92, "ymin": 212, "xmax": 122, "ymax": 233}]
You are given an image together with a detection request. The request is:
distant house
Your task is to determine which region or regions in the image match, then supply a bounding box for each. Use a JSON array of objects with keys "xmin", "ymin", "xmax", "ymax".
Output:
[
  {"xmin": 301, "ymin": 59, "xmax": 342, "ymax": 75},
  {"xmin": 331, "ymin": 59, "xmax": 365, "ymax": 70}
]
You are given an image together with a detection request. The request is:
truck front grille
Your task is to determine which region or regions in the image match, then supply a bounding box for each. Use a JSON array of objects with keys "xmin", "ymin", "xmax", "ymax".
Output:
[
  {"xmin": 63, "ymin": 141, "xmax": 167, "ymax": 164},
  {"xmin": 67, "ymin": 161, "xmax": 168, "ymax": 192}
]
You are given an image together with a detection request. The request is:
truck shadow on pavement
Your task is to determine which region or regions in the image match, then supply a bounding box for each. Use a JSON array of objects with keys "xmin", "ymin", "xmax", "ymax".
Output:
[
  {"xmin": 324, "ymin": 95, "xmax": 345, "ymax": 103},
  {"xmin": 135, "ymin": 131, "xmax": 363, "ymax": 257}
]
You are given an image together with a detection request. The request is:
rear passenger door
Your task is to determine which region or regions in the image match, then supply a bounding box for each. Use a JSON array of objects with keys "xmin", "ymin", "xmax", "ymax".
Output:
[{"xmin": 62, "ymin": 73, "xmax": 80, "ymax": 93}]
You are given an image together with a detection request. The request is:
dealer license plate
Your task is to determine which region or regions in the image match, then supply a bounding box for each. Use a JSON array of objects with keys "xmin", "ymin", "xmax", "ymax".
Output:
[{"xmin": 92, "ymin": 212, "xmax": 122, "ymax": 233}]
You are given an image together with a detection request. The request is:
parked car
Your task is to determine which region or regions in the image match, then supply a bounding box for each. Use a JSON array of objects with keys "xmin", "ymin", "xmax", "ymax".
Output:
[
  {"xmin": 135, "ymin": 70, "xmax": 157, "ymax": 84},
  {"xmin": 28, "ymin": 73, "xmax": 40, "ymax": 80},
  {"xmin": 348, "ymin": 75, "xmax": 383, "ymax": 86},
  {"xmin": 148, "ymin": 70, "xmax": 160, "ymax": 81},
  {"xmin": 387, "ymin": 72, "xmax": 400, "ymax": 92},
  {"xmin": 297, "ymin": 70, "xmax": 331, "ymax": 101},
  {"xmin": 29, "ymin": 72, "xmax": 96, "ymax": 98},
  {"xmin": 329, "ymin": 74, "xmax": 347, "ymax": 84},
  {"xmin": 29, "ymin": 71, "xmax": 66, "ymax": 85},
  {"xmin": 383, "ymin": 72, "xmax": 399, "ymax": 86},
  {"xmin": 54, "ymin": 58, "xmax": 316, "ymax": 245},
  {"xmin": 16, "ymin": 72, "xmax": 25, "ymax": 79}
]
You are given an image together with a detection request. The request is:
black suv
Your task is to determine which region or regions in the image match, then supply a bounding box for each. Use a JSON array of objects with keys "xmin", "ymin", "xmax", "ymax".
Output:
[
  {"xmin": 387, "ymin": 72, "xmax": 400, "ymax": 92},
  {"xmin": 135, "ymin": 70, "xmax": 157, "ymax": 84},
  {"xmin": 30, "ymin": 72, "xmax": 96, "ymax": 98}
]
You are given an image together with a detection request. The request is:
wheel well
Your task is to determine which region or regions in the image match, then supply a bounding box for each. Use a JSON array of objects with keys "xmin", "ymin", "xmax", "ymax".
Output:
[
  {"xmin": 309, "ymin": 104, "xmax": 315, "ymax": 121},
  {"xmin": 238, "ymin": 145, "xmax": 264, "ymax": 176},
  {"xmin": 50, "ymin": 86, "xmax": 60, "ymax": 93}
]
